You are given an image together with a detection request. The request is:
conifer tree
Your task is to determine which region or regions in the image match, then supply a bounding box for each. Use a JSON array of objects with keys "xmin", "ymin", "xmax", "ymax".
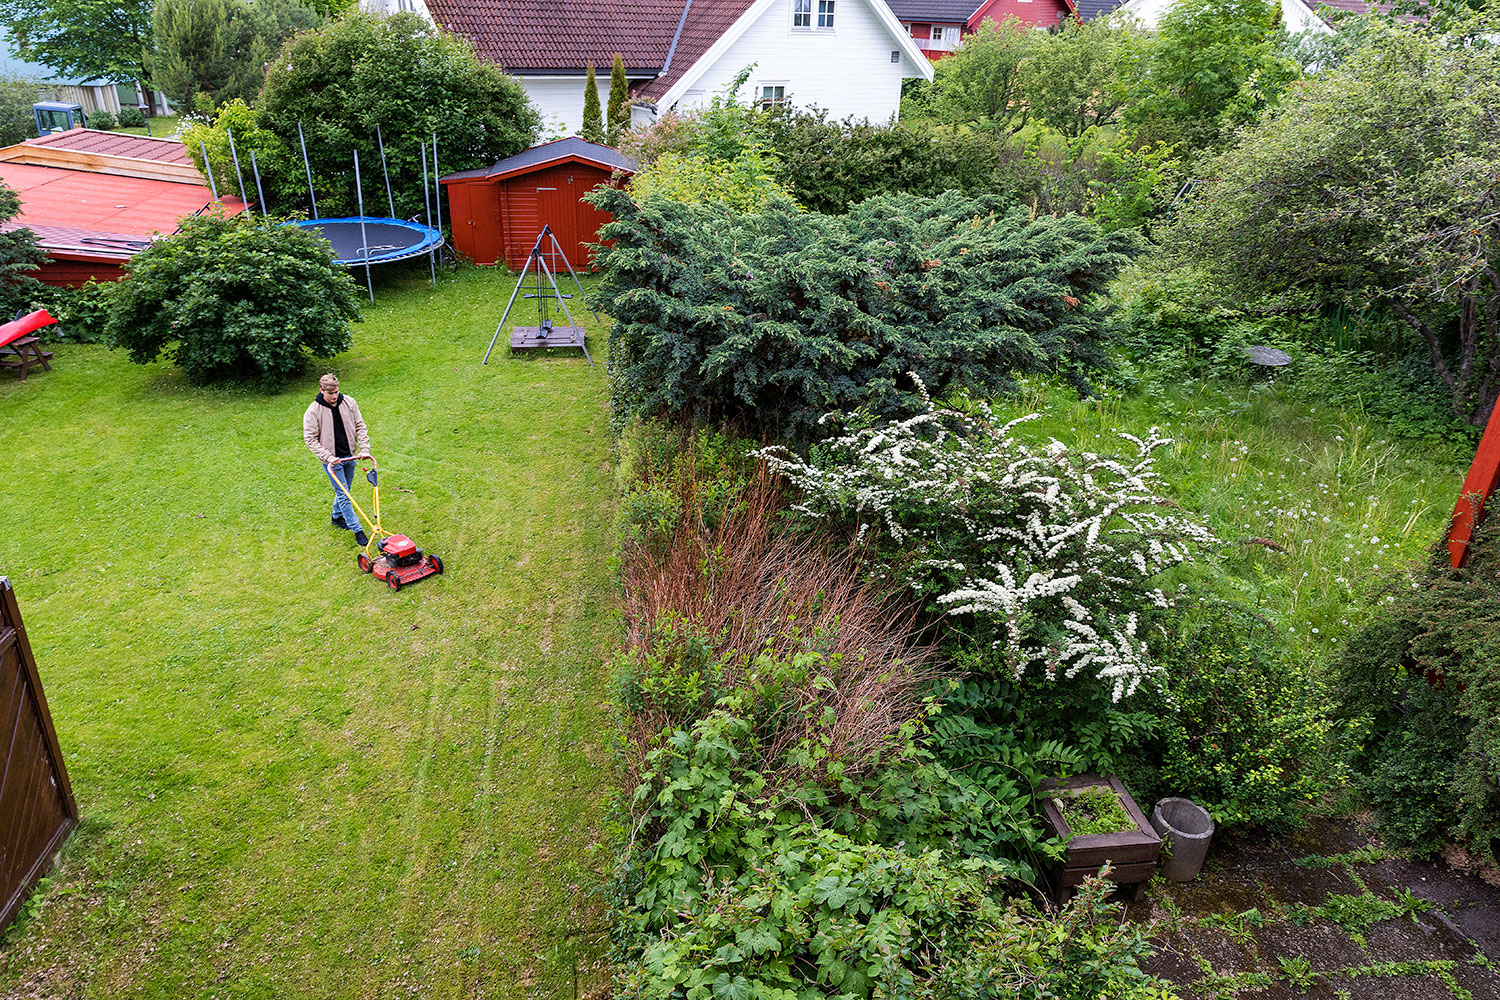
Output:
[
  {"xmin": 581, "ymin": 63, "xmax": 603, "ymax": 142},
  {"xmin": 607, "ymin": 52, "xmax": 629, "ymax": 145},
  {"xmin": 0, "ymin": 181, "xmax": 48, "ymax": 315}
]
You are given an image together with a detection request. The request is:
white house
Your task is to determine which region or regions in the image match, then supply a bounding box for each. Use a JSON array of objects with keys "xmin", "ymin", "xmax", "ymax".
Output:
[{"xmin": 420, "ymin": 0, "xmax": 934, "ymax": 135}]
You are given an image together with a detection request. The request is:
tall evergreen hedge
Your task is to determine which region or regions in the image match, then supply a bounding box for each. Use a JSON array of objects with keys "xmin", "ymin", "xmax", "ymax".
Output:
[{"xmin": 588, "ymin": 188, "xmax": 1144, "ymax": 438}]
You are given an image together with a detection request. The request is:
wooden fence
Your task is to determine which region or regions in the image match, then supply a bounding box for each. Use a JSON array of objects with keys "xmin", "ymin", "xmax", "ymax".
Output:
[{"xmin": 0, "ymin": 576, "xmax": 77, "ymax": 932}]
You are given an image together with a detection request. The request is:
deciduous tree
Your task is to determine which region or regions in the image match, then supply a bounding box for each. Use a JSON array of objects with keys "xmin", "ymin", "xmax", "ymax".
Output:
[
  {"xmin": 1157, "ymin": 16, "xmax": 1500, "ymax": 424},
  {"xmin": 256, "ymin": 12, "xmax": 538, "ymax": 217},
  {"xmin": 0, "ymin": 0, "xmax": 155, "ymax": 98}
]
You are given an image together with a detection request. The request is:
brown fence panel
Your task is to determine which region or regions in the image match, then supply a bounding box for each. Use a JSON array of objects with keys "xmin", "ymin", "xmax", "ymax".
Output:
[{"xmin": 0, "ymin": 576, "xmax": 78, "ymax": 933}]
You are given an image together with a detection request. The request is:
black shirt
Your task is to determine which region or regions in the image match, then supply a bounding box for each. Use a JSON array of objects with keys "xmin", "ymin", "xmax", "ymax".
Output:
[{"xmin": 317, "ymin": 392, "xmax": 350, "ymax": 461}]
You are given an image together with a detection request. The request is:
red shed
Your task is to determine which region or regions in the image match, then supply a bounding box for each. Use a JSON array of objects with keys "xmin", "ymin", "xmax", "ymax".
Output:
[{"xmin": 440, "ymin": 137, "xmax": 635, "ymax": 270}]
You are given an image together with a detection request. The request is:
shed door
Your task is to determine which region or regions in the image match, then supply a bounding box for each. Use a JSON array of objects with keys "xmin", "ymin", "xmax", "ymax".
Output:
[
  {"xmin": 467, "ymin": 181, "xmax": 503, "ymax": 266},
  {"xmin": 535, "ymin": 179, "xmax": 580, "ymax": 271}
]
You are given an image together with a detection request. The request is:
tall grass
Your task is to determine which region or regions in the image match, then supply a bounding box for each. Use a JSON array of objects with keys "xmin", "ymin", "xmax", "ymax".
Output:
[
  {"xmin": 998, "ymin": 377, "xmax": 1464, "ymax": 666},
  {"xmin": 616, "ymin": 461, "xmax": 934, "ymax": 789}
]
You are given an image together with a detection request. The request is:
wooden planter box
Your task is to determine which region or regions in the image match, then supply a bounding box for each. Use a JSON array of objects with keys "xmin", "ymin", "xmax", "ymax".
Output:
[{"xmin": 1039, "ymin": 773, "xmax": 1160, "ymax": 902}]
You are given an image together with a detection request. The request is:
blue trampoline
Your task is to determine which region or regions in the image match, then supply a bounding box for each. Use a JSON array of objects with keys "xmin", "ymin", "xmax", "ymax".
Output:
[{"xmin": 293, "ymin": 216, "xmax": 443, "ymax": 266}]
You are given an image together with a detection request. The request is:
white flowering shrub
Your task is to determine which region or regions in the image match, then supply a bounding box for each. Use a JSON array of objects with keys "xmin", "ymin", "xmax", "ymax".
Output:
[{"xmin": 756, "ymin": 384, "xmax": 1216, "ymax": 700}]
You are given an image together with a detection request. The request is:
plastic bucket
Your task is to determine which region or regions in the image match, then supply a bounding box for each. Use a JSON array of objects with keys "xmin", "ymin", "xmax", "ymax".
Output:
[{"xmin": 1151, "ymin": 797, "xmax": 1215, "ymax": 882}]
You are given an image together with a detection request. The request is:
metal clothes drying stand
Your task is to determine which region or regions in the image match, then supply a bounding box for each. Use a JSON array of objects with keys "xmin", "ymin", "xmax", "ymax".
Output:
[{"xmin": 481, "ymin": 224, "xmax": 598, "ymax": 366}]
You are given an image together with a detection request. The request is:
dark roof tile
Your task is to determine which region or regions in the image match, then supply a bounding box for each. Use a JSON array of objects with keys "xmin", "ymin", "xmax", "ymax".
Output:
[
  {"xmin": 26, "ymin": 129, "xmax": 190, "ymax": 165},
  {"xmin": 427, "ymin": 0, "xmax": 691, "ymax": 73},
  {"xmin": 440, "ymin": 137, "xmax": 637, "ymax": 182},
  {"xmin": 884, "ymin": 0, "xmax": 980, "ymax": 22}
]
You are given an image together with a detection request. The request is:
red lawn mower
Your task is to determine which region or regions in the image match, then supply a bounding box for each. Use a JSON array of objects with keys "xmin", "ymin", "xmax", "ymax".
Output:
[{"xmin": 331, "ymin": 459, "xmax": 443, "ymax": 591}]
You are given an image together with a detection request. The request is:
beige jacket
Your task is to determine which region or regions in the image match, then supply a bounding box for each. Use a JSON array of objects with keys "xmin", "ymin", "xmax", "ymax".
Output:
[{"xmin": 303, "ymin": 394, "xmax": 370, "ymax": 465}]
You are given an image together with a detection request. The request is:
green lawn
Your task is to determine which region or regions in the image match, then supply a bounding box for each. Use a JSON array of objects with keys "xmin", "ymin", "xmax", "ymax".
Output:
[
  {"xmin": 116, "ymin": 116, "xmax": 183, "ymax": 140},
  {"xmin": 0, "ymin": 265, "xmax": 618, "ymax": 998}
]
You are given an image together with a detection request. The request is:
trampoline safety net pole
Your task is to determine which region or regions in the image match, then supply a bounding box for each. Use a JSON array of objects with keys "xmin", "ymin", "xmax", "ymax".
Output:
[
  {"xmin": 420, "ymin": 141, "xmax": 436, "ymax": 288},
  {"xmin": 249, "ymin": 148, "xmax": 268, "ymax": 218},
  {"xmin": 225, "ymin": 127, "xmax": 249, "ymax": 208},
  {"xmin": 298, "ymin": 121, "xmax": 318, "ymax": 220},
  {"xmin": 431, "ymin": 133, "xmax": 442, "ymax": 239},
  {"xmin": 198, "ymin": 141, "xmax": 219, "ymax": 201},
  {"xmin": 376, "ymin": 125, "xmax": 396, "ymax": 219},
  {"xmin": 353, "ymin": 150, "xmax": 374, "ymax": 305}
]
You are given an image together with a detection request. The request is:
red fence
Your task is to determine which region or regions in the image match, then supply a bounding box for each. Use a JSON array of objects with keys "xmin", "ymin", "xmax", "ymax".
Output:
[{"xmin": 0, "ymin": 576, "xmax": 77, "ymax": 932}]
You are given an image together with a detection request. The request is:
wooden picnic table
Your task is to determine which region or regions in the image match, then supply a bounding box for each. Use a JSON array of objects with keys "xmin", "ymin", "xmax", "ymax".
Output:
[{"xmin": 0, "ymin": 336, "xmax": 53, "ymax": 381}]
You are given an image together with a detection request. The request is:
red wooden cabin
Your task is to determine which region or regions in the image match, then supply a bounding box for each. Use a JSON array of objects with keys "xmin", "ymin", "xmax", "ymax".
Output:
[{"xmin": 440, "ymin": 138, "xmax": 636, "ymax": 271}]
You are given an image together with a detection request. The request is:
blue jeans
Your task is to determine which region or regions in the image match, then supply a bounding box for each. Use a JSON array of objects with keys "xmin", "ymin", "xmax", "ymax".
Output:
[{"xmin": 326, "ymin": 460, "xmax": 363, "ymax": 533}]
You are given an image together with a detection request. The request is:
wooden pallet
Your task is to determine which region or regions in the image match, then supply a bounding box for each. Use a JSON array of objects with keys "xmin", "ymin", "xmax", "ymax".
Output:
[{"xmin": 509, "ymin": 325, "xmax": 591, "ymax": 365}]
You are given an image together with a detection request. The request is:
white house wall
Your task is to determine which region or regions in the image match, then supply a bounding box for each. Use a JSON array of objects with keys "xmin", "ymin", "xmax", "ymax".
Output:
[
  {"xmin": 518, "ymin": 75, "xmax": 635, "ymax": 136},
  {"xmin": 677, "ymin": 0, "xmax": 924, "ymax": 122}
]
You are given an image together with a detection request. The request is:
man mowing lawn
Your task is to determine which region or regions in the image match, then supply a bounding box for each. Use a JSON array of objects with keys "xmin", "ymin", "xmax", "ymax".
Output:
[{"xmin": 303, "ymin": 373, "xmax": 371, "ymax": 546}]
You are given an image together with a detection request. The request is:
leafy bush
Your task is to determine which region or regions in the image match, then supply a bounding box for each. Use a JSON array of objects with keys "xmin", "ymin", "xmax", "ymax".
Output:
[
  {"xmin": 629, "ymin": 146, "xmax": 789, "ymax": 211},
  {"xmin": 116, "ymin": 105, "xmax": 146, "ymax": 128},
  {"xmin": 1128, "ymin": 604, "xmax": 1338, "ymax": 832},
  {"xmin": 87, "ymin": 110, "xmax": 116, "ymax": 131},
  {"xmin": 1333, "ymin": 529, "xmax": 1500, "ymax": 860},
  {"xmin": 759, "ymin": 388, "xmax": 1214, "ymax": 701},
  {"xmin": 256, "ymin": 11, "xmax": 539, "ymax": 218},
  {"xmin": 0, "ymin": 76, "xmax": 40, "ymax": 147},
  {"xmin": 106, "ymin": 213, "xmax": 361, "ymax": 386},
  {"xmin": 589, "ymin": 188, "xmax": 1143, "ymax": 439},
  {"xmin": 35, "ymin": 280, "xmax": 117, "ymax": 343},
  {"xmin": 182, "ymin": 100, "xmax": 295, "ymax": 210},
  {"xmin": 761, "ymin": 110, "xmax": 1031, "ymax": 214},
  {"xmin": 1152, "ymin": 14, "xmax": 1500, "ymax": 425}
]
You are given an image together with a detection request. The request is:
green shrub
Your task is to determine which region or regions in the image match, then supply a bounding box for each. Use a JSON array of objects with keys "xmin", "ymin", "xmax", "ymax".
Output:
[
  {"xmin": 589, "ymin": 187, "xmax": 1143, "ymax": 439},
  {"xmin": 629, "ymin": 146, "xmax": 789, "ymax": 211},
  {"xmin": 759, "ymin": 389, "xmax": 1214, "ymax": 701},
  {"xmin": 36, "ymin": 280, "xmax": 117, "ymax": 343},
  {"xmin": 106, "ymin": 213, "xmax": 361, "ymax": 386},
  {"xmin": 1129, "ymin": 604, "xmax": 1338, "ymax": 832},
  {"xmin": 257, "ymin": 12, "xmax": 539, "ymax": 218},
  {"xmin": 1333, "ymin": 523, "xmax": 1500, "ymax": 860},
  {"xmin": 116, "ymin": 105, "xmax": 146, "ymax": 128},
  {"xmin": 88, "ymin": 110, "xmax": 117, "ymax": 131},
  {"xmin": 762, "ymin": 110, "xmax": 1030, "ymax": 214},
  {"xmin": 0, "ymin": 181, "xmax": 47, "ymax": 316}
]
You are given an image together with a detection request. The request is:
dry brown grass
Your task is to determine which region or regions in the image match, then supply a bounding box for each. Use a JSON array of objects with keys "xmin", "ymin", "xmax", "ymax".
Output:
[{"xmin": 617, "ymin": 461, "xmax": 935, "ymax": 788}]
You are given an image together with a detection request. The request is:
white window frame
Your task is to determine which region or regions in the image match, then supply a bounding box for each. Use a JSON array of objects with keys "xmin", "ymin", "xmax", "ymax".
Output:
[
  {"xmin": 792, "ymin": 0, "xmax": 812, "ymax": 28},
  {"xmin": 759, "ymin": 83, "xmax": 788, "ymax": 110},
  {"xmin": 817, "ymin": 0, "xmax": 835, "ymax": 29}
]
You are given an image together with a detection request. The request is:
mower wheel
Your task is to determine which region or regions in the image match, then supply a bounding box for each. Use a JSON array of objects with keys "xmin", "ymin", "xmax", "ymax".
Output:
[
  {"xmin": 430, "ymin": 554, "xmax": 444, "ymax": 575},
  {"xmin": 357, "ymin": 553, "xmax": 373, "ymax": 574},
  {"xmin": 388, "ymin": 572, "xmax": 401, "ymax": 592}
]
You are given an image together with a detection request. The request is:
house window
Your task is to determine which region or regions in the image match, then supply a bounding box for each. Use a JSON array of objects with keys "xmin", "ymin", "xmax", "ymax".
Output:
[
  {"xmin": 793, "ymin": 0, "xmax": 811, "ymax": 27},
  {"xmin": 760, "ymin": 85, "xmax": 787, "ymax": 110},
  {"xmin": 817, "ymin": 0, "xmax": 835, "ymax": 28},
  {"xmin": 931, "ymin": 26, "xmax": 947, "ymax": 41}
]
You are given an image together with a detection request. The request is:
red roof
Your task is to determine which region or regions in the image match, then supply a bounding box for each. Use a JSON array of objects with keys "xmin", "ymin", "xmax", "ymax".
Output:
[
  {"xmin": 25, "ymin": 129, "xmax": 191, "ymax": 166},
  {"xmin": 0, "ymin": 161, "xmax": 244, "ymax": 261}
]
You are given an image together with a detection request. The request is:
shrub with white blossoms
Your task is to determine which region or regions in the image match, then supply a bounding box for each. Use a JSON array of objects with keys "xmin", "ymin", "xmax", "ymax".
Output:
[{"xmin": 756, "ymin": 382, "xmax": 1216, "ymax": 701}]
